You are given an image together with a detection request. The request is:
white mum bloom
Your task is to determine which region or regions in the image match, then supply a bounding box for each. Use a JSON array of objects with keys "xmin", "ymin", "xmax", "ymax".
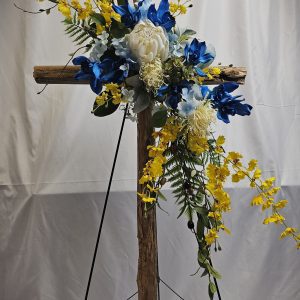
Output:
[{"xmin": 126, "ymin": 21, "xmax": 169, "ymax": 64}]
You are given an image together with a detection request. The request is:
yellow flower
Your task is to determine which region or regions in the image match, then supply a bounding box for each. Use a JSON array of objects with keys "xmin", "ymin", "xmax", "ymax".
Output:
[
  {"xmin": 187, "ymin": 134, "xmax": 209, "ymax": 155},
  {"xmin": 216, "ymin": 135, "xmax": 225, "ymax": 146},
  {"xmin": 280, "ymin": 227, "xmax": 297, "ymax": 239},
  {"xmin": 263, "ymin": 214, "xmax": 285, "ymax": 225},
  {"xmin": 58, "ymin": 0, "xmax": 71, "ymax": 19},
  {"xmin": 266, "ymin": 187, "xmax": 280, "ymax": 196},
  {"xmin": 210, "ymin": 67, "xmax": 221, "ymax": 75},
  {"xmin": 137, "ymin": 193, "xmax": 156, "ymax": 203},
  {"xmin": 251, "ymin": 195, "xmax": 264, "ymax": 206},
  {"xmin": 70, "ymin": 0, "xmax": 93, "ymax": 20},
  {"xmin": 261, "ymin": 177, "xmax": 276, "ymax": 190},
  {"xmin": 147, "ymin": 146, "xmax": 165, "ymax": 158},
  {"xmin": 205, "ymin": 229, "xmax": 219, "ymax": 246},
  {"xmin": 146, "ymin": 184, "xmax": 159, "ymax": 193},
  {"xmin": 139, "ymin": 175, "xmax": 152, "ymax": 185},
  {"xmin": 273, "ymin": 199, "xmax": 288, "ymax": 210},
  {"xmin": 98, "ymin": 0, "xmax": 121, "ymax": 26},
  {"xmin": 95, "ymin": 92, "xmax": 109, "ymax": 106},
  {"xmin": 247, "ymin": 159, "xmax": 258, "ymax": 171},
  {"xmin": 208, "ymin": 211, "xmax": 222, "ymax": 221},
  {"xmin": 262, "ymin": 198, "xmax": 274, "ymax": 211},
  {"xmin": 253, "ymin": 168, "xmax": 262, "ymax": 179},
  {"xmin": 226, "ymin": 151, "xmax": 243, "ymax": 167},
  {"xmin": 231, "ymin": 170, "xmax": 246, "ymax": 182},
  {"xmin": 218, "ymin": 224, "xmax": 231, "ymax": 235}
]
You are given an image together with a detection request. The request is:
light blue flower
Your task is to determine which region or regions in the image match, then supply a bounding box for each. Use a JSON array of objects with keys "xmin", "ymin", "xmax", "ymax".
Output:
[
  {"xmin": 90, "ymin": 32, "xmax": 110, "ymax": 62},
  {"xmin": 139, "ymin": 0, "xmax": 152, "ymax": 20},
  {"xmin": 178, "ymin": 87, "xmax": 200, "ymax": 117}
]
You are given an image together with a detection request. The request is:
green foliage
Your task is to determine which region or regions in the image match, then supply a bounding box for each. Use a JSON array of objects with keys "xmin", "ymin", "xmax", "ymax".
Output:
[
  {"xmin": 92, "ymin": 100, "xmax": 120, "ymax": 117},
  {"xmin": 63, "ymin": 14, "xmax": 96, "ymax": 47}
]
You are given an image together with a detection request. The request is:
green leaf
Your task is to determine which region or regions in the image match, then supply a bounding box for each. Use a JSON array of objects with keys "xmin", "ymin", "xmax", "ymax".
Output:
[
  {"xmin": 90, "ymin": 12, "xmax": 106, "ymax": 25},
  {"xmin": 195, "ymin": 206, "xmax": 208, "ymax": 216},
  {"xmin": 209, "ymin": 282, "xmax": 217, "ymax": 294},
  {"xmin": 92, "ymin": 100, "xmax": 120, "ymax": 117},
  {"xmin": 206, "ymin": 263, "xmax": 222, "ymax": 280},
  {"xmin": 110, "ymin": 19, "xmax": 129, "ymax": 38},
  {"xmin": 200, "ymin": 269, "xmax": 209, "ymax": 277},
  {"xmin": 157, "ymin": 190, "xmax": 167, "ymax": 201},
  {"xmin": 208, "ymin": 282, "xmax": 216, "ymax": 300},
  {"xmin": 182, "ymin": 29, "xmax": 197, "ymax": 36},
  {"xmin": 132, "ymin": 89, "xmax": 151, "ymax": 113},
  {"xmin": 117, "ymin": 0, "xmax": 126, "ymax": 4},
  {"xmin": 152, "ymin": 107, "xmax": 168, "ymax": 128}
]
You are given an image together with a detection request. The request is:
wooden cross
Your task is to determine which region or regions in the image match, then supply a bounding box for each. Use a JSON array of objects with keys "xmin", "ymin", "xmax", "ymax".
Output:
[{"xmin": 33, "ymin": 65, "xmax": 246, "ymax": 300}]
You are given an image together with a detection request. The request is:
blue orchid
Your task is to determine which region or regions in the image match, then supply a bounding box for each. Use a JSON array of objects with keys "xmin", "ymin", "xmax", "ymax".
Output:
[
  {"xmin": 158, "ymin": 81, "xmax": 191, "ymax": 109},
  {"xmin": 184, "ymin": 39, "xmax": 215, "ymax": 75},
  {"xmin": 73, "ymin": 52, "xmax": 129, "ymax": 95},
  {"xmin": 147, "ymin": 0, "xmax": 175, "ymax": 32},
  {"xmin": 73, "ymin": 56, "xmax": 103, "ymax": 94},
  {"xmin": 112, "ymin": 0, "xmax": 141, "ymax": 28},
  {"xmin": 211, "ymin": 82, "xmax": 253, "ymax": 123}
]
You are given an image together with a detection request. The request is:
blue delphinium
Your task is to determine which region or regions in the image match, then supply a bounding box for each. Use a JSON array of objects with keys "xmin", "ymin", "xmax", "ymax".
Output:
[{"xmin": 211, "ymin": 82, "xmax": 252, "ymax": 123}]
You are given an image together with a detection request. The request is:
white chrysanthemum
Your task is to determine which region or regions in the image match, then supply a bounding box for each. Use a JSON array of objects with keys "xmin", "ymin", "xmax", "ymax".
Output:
[
  {"xmin": 126, "ymin": 21, "xmax": 169, "ymax": 64},
  {"xmin": 188, "ymin": 102, "xmax": 216, "ymax": 137},
  {"xmin": 139, "ymin": 58, "xmax": 164, "ymax": 92}
]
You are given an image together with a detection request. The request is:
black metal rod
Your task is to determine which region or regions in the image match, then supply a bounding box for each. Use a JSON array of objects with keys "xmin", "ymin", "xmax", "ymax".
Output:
[
  {"xmin": 126, "ymin": 291, "xmax": 138, "ymax": 300},
  {"xmin": 84, "ymin": 104, "xmax": 129, "ymax": 300},
  {"xmin": 160, "ymin": 278, "xmax": 185, "ymax": 300}
]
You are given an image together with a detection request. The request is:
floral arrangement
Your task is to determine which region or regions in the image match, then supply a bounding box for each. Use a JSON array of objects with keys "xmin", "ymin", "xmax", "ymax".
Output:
[{"xmin": 26, "ymin": 0, "xmax": 299, "ymax": 298}]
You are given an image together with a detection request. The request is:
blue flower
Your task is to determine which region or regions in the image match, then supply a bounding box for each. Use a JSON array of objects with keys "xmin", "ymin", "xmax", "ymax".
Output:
[
  {"xmin": 73, "ymin": 52, "xmax": 129, "ymax": 95},
  {"xmin": 112, "ymin": 0, "xmax": 141, "ymax": 28},
  {"xmin": 178, "ymin": 87, "xmax": 201, "ymax": 117},
  {"xmin": 147, "ymin": 0, "xmax": 175, "ymax": 32},
  {"xmin": 184, "ymin": 38, "xmax": 215, "ymax": 68},
  {"xmin": 211, "ymin": 82, "xmax": 252, "ymax": 123},
  {"xmin": 73, "ymin": 56, "xmax": 103, "ymax": 94},
  {"xmin": 157, "ymin": 81, "xmax": 190, "ymax": 109}
]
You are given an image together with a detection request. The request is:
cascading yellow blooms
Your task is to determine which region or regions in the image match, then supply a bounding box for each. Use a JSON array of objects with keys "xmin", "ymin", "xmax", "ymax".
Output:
[{"xmin": 138, "ymin": 116, "xmax": 182, "ymax": 203}]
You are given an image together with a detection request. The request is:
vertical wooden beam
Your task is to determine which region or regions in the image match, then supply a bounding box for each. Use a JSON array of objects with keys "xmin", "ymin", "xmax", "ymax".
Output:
[{"xmin": 137, "ymin": 106, "xmax": 158, "ymax": 300}]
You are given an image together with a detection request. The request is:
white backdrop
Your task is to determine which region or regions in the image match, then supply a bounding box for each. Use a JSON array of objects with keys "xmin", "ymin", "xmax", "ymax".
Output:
[{"xmin": 1, "ymin": 0, "xmax": 300, "ymax": 299}]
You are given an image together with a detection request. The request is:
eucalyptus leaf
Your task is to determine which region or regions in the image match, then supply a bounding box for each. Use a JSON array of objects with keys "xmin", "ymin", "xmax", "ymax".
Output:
[
  {"xmin": 132, "ymin": 90, "xmax": 151, "ymax": 113},
  {"xmin": 152, "ymin": 108, "xmax": 168, "ymax": 128},
  {"xmin": 125, "ymin": 75, "xmax": 143, "ymax": 88},
  {"xmin": 92, "ymin": 99, "xmax": 120, "ymax": 117}
]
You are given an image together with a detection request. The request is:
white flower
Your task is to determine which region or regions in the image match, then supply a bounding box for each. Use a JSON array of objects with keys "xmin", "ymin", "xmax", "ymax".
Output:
[
  {"xmin": 121, "ymin": 88, "xmax": 135, "ymax": 103},
  {"xmin": 126, "ymin": 21, "xmax": 169, "ymax": 64}
]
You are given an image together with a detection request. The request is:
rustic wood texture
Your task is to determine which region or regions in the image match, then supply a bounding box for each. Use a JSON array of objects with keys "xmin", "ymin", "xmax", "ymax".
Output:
[
  {"xmin": 137, "ymin": 106, "xmax": 158, "ymax": 300},
  {"xmin": 33, "ymin": 66, "xmax": 247, "ymax": 85}
]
